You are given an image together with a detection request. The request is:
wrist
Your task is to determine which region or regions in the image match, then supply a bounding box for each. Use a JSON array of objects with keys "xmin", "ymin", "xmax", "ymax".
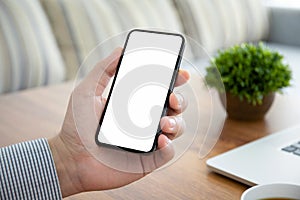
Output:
[{"xmin": 48, "ymin": 135, "xmax": 83, "ymax": 197}]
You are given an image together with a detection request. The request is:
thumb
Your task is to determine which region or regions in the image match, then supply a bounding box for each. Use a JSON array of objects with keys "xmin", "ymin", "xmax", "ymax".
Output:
[{"xmin": 82, "ymin": 47, "xmax": 123, "ymax": 96}]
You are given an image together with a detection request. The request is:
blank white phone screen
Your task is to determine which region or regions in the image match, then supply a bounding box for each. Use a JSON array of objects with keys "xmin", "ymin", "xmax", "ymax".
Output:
[{"xmin": 97, "ymin": 30, "xmax": 183, "ymax": 152}]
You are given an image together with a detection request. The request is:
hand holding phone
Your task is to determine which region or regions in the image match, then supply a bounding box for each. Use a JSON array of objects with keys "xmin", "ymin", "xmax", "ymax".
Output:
[
  {"xmin": 52, "ymin": 41, "xmax": 189, "ymax": 194},
  {"xmin": 96, "ymin": 29, "xmax": 185, "ymax": 152}
]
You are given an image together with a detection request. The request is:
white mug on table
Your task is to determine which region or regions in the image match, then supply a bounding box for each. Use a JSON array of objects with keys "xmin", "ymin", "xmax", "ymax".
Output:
[{"xmin": 241, "ymin": 183, "xmax": 300, "ymax": 200}]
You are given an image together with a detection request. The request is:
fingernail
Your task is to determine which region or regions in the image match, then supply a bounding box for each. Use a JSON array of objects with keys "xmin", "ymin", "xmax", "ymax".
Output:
[
  {"xmin": 166, "ymin": 138, "xmax": 172, "ymax": 145},
  {"xmin": 175, "ymin": 93, "xmax": 183, "ymax": 110},
  {"xmin": 111, "ymin": 47, "xmax": 122, "ymax": 58},
  {"xmin": 168, "ymin": 118, "xmax": 176, "ymax": 131}
]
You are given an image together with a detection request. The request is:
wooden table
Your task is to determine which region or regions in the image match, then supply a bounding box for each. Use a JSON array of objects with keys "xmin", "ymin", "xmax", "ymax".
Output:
[{"xmin": 1, "ymin": 79, "xmax": 299, "ymax": 200}]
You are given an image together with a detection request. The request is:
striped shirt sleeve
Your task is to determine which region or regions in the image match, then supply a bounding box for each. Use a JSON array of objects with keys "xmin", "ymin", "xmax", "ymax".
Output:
[{"xmin": 0, "ymin": 138, "xmax": 62, "ymax": 200}]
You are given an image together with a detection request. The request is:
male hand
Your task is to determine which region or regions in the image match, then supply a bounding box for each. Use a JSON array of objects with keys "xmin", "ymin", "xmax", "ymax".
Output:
[{"xmin": 49, "ymin": 48, "xmax": 190, "ymax": 197}]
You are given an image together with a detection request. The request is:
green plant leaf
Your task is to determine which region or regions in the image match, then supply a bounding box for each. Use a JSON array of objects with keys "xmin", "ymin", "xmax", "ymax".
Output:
[{"xmin": 204, "ymin": 42, "xmax": 292, "ymax": 105}]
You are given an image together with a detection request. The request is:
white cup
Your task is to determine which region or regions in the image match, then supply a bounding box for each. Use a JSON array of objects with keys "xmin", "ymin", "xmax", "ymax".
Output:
[{"xmin": 241, "ymin": 183, "xmax": 300, "ymax": 200}]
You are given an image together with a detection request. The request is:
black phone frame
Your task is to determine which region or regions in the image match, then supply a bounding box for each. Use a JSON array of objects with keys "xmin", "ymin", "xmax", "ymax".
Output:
[{"xmin": 95, "ymin": 29, "xmax": 185, "ymax": 153}]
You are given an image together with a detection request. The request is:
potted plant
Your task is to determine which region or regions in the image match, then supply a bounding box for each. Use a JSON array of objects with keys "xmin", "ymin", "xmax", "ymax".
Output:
[{"xmin": 205, "ymin": 42, "xmax": 292, "ymax": 120}]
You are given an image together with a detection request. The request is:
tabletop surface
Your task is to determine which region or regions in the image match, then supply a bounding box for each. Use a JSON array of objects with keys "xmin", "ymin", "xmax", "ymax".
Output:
[{"xmin": 0, "ymin": 76, "xmax": 300, "ymax": 200}]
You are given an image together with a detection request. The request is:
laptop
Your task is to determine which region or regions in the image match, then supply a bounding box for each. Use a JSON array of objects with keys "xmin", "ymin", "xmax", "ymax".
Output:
[{"xmin": 206, "ymin": 125, "xmax": 300, "ymax": 186}]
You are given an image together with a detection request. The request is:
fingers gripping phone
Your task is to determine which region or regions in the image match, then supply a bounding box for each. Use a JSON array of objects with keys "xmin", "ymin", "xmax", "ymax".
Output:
[{"xmin": 95, "ymin": 29, "xmax": 185, "ymax": 153}]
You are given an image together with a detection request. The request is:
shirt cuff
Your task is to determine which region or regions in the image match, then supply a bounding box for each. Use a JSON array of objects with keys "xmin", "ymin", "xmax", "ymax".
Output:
[{"xmin": 0, "ymin": 138, "xmax": 62, "ymax": 200}]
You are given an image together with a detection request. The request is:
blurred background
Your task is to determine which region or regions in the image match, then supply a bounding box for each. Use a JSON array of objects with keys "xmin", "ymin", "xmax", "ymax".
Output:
[{"xmin": 0, "ymin": 0, "xmax": 299, "ymax": 94}]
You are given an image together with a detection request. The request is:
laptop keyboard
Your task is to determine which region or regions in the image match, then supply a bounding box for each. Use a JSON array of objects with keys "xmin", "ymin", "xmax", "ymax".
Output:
[{"xmin": 282, "ymin": 142, "xmax": 300, "ymax": 156}]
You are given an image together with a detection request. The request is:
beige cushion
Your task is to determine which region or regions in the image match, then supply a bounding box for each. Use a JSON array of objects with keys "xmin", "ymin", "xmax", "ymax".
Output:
[
  {"xmin": 0, "ymin": 0, "xmax": 65, "ymax": 93},
  {"xmin": 41, "ymin": 0, "xmax": 185, "ymax": 79},
  {"xmin": 173, "ymin": 0, "xmax": 269, "ymax": 56}
]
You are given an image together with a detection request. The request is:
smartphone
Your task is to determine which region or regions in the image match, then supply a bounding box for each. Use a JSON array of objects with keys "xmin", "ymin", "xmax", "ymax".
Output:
[{"xmin": 95, "ymin": 29, "xmax": 185, "ymax": 153}]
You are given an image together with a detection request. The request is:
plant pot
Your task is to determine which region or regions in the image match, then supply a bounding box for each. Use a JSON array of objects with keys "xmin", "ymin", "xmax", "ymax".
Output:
[{"xmin": 219, "ymin": 92, "xmax": 275, "ymax": 121}]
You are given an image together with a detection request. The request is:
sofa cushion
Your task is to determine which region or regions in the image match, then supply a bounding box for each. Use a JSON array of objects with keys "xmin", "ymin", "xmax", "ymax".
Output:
[
  {"xmin": 267, "ymin": 6, "xmax": 300, "ymax": 46},
  {"xmin": 0, "ymin": 0, "xmax": 65, "ymax": 93},
  {"xmin": 173, "ymin": 0, "xmax": 269, "ymax": 56},
  {"xmin": 41, "ymin": 0, "xmax": 184, "ymax": 79}
]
